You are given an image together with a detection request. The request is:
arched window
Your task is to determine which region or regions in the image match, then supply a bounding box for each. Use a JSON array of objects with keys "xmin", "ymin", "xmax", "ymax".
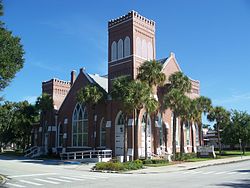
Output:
[
  {"xmin": 171, "ymin": 113, "xmax": 179, "ymax": 146},
  {"xmin": 124, "ymin": 36, "xmax": 131, "ymax": 57},
  {"xmin": 100, "ymin": 118, "xmax": 106, "ymax": 147},
  {"xmin": 72, "ymin": 103, "xmax": 88, "ymax": 147},
  {"xmin": 157, "ymin": 113, "xmax": 163, "ymax": 146},
  {"xmin": 118, "ymin": 39, "xmax": 123, "ymax": 59},
  {"xmin": 111, "ymin": 41, "xmax": 117, "ymax": 61},
  {"xmin": 136, "ymin": 37, "xmax": 141, "ymax": 57},
  {"xmin": 142, "ymin": 39, "xmax": 147, "ymax": 59},
  {"xmin": 117, "ymin": 112, "xmax": 125, "ymax": 125},
  {"xmin": 141, "ymin": 113, "xmax": 151, "ymax": 130},
  {"xmin": 58, "ymin": 123, "xmax": 63, "ymax": 147},
  {"xmin": 147, "ymin": 42, "xmax": 153, "ymax": 60}
]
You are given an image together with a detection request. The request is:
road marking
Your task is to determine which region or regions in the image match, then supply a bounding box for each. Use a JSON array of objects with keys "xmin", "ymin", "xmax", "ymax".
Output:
[
  {"xmin": 19, "ymin": 180, "xmax": 43, "ymax": 186},
  {"xmin": 240, "ymin": 172, "xmax": 249, "ymax": 175},
  {"xmin": 60, "ymin": 176, "xmax": 85, "ymax": 181},
  {"xmin": 85, "ymin": 175, "xmax": 108, "ymax": 179},
  {"xmin": 202, "ymin": 171, "xmax": 215, "ymax": 175},
  {"xmin": 9, "ymin": 173, "xmax": 58, "ymax": 178},
  {"xmin": 47, "ymin": 177, "xmax": 72, "ymax": 182},
  {"xmin": 71, "ymin": 175, "xmax": 97, "ymax": 180},
  {"xmin": 34, "ymin": 178, "xmax": 60, "ymax": 184},
  {"xmin": 215, "ymin": 171, "xmax": 226, "ymax": 175},
  {"xmin": 227, "ymin": 172, "xmax": 237, "ymax": 175},
  {"xmin": 5, "ymin": 182, "xmax": 26, "ymax": 187},
  {"xmin": 191, "ymin": 171, "xmax": 202, "ymax": 174}
]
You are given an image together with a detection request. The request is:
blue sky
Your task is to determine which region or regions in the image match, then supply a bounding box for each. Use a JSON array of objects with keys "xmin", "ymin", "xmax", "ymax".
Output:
[{"xmin": 1, "ymin": 0, "xmax": 250, "ymax": 113}]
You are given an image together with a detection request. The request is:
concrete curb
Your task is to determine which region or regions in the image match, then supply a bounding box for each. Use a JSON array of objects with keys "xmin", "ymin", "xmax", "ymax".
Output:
[
  {"xmin": 186, "ymin": 157, "xmax": 250, "ymax": 171},
  {"xmin": 129, "ymin": 157, "xmax": 250, "ymax": 174},
  {"xmin": 0, "ymin": 174, "xmax": 7, "ymax": 186}
]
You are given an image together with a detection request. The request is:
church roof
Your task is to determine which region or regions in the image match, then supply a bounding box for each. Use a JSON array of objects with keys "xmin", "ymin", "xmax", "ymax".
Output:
[
  {"xmin": 156, "ymin": 57, "xmax": 169, "ymax": 65},
  {"xmin": 88, "ymin": 73, "xmax": 108, "ymax": 93}
]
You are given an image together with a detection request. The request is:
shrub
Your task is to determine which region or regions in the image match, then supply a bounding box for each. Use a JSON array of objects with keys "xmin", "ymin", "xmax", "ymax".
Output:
[
  {"xmin": 124, "ymin": 159, "xmax": 143, "ymax": 170},
  {"xmin": 95, "ymin": 162, "xmax": 125, "ymax": 171},
  {"xmin": 143, "ymin": 159, "xmax": 168, "ymax": 164},
  {"xmin": 95, "ymin": 159, "xmax": 143, "ymax": 171},
  {"xmin": 175, "ymin": 153, "xmax": 197, "ymax": 161}
]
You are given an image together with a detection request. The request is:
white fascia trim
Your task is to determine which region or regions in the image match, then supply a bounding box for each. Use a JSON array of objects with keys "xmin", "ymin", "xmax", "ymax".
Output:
[
  {"xmin": 82, "ymin": 70, "xmax": 94, "ymax": 84},
  {"xmin": 162, "ymin": 55, "xmax": 182, "ymax": 72}
]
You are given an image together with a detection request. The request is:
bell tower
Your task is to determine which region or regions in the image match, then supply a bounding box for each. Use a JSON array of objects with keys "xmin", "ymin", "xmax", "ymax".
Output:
[{"xmin": 108, "ymin": 11, "xmax": 156, "ymax": 92}]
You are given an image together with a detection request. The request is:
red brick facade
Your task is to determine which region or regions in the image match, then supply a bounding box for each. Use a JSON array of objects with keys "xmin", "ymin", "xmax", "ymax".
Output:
[{"xmin": 33, "ymin": 11, "xmax": 201, "ymax": 158}]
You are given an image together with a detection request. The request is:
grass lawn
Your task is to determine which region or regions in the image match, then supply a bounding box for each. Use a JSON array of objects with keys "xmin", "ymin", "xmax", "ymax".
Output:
[
  {"xmin": 0, "ymin": 150, "xmax": 24, "ymax": 157},
  {"xmin": 184, "ymin": 157, "xmax": 214, "ymax": 162},
  {"xmin": 215, "ymin": 150, "xmax": 250, "ymax": 157}
]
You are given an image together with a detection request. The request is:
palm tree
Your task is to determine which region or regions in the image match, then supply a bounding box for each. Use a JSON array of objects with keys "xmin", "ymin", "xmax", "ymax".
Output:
[
  {"xmin": 179, "ymin": 96, "xmax": 191, "ymax": 157},
  {"xmin": 137, "ymin": 60, "xmax": 166, "ymax": 88},
  {"xmin": 77, "ymin": 84, "xmax": 104, "ymax": 148},
  {"xmin": 163, "ymin": 71, "xmax": 191, "ymax": 160},
  {"xmin": 35, "ymin": 93, "xmax": 54, "ymax": 152},
  {"xmin": 126, "ymin": 80, "xmax": 151, "ymax": 160},
  {"xmin": 193, "ymin": 96, "xmax": 212, "ymax": 146},
  {"xmin": 111, "ymin": 76, "xmax": 133, "ymax": 162},
  {"xmin": 164, "ymin": 89, "xmax": 190, "ymax": 159},
  {"xmin": 144, "ymin": 96, "xmax": 158, "ymax": 159},
  {"xmin": 207, "ymin": 106, "xmax": 230, "ymax": 154},
  {"xmin": 137, "ymin": 60, "xmax": 166, "ymax": 157}
]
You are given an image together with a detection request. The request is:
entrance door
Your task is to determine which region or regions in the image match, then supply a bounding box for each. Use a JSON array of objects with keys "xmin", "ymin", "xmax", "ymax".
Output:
[
  {"xmin": 140, "ymin": 114, "xmax": 151, "ymax": 158},
  {"xmin": 115, "ymin": 112, "xmax": 125, "ymax": 156},
  {"xmin": 115, "ymin": 124, "xmax": 124, "ymax": 156}
]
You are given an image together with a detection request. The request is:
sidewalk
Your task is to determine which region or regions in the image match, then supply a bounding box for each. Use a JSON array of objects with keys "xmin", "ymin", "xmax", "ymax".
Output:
[{"xmin": 129, "ymin": 156, "xmax": 250, "ymax": 174}]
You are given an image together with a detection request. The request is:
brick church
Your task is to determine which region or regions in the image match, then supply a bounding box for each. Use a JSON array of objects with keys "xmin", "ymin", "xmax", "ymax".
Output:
[{"xmin": 32, "ymin": 11, "xmax": 201, "ymax": 159}]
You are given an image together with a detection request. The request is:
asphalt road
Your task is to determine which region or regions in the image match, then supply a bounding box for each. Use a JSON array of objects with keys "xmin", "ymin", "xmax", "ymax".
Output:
[{"xmin": 0, "ymin": 155, "xmax": 249, "ymax": 188}]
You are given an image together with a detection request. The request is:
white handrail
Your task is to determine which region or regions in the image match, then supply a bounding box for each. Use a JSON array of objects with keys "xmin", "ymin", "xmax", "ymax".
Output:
[{"xmin": 60, "ymin": 149, "xmax": 112, "ymax": 161}]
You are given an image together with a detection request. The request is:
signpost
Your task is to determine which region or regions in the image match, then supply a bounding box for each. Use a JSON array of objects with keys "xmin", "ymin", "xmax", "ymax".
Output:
[
  {"xmin": 239, "ymin": 139, "xmax": 242, "ymax": 159},
  {"xmin": 197, "ymin": 146, "xmax": 216, "ymax": 158}
]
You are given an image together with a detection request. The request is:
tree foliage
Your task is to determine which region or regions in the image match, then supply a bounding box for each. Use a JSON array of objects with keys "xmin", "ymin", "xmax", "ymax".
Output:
[
  {"xmin": 0, "ymin": 1, "xmax": 25, "ymax": 91},
  {"xmin": 207, "ymin": 106, "xmax": 230, "ymax": 154},
  {"xmin": 137, "ymin": 60, "xmax": 166, "ymax": 87},
  {"xmin": 163, "ymin": 71, "xmax": 192, "ymax": 159},
  {"xmin": 77, "ymin": 84, "xmax": 104, "ymax": 106},
  {"xmin": 0, "ymin": 101, "xmax": 38, "ymax": 151},
  {"xmin": 222, "ymin": 110, "xmax": 250, "ymax": 153}
]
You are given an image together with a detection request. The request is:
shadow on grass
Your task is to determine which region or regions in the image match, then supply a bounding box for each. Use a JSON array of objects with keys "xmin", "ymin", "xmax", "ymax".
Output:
[{"xmin": 215, "ymin": 179, "xmax": 250, "ymax": 188}]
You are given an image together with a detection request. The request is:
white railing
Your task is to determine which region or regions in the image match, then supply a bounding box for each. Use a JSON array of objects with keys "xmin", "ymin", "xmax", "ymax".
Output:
[
  {"xmin": 60, "ymin": 150, "xmax": 112, "ymax": 162},
  {"xmin": 24, "ymin": 146, "xmax": 41, "ymax": 158}
]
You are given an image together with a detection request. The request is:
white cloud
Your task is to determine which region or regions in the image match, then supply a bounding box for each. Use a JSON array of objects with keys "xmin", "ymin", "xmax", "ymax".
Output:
[{"xmin": 213, "ymin": 92, "xmax": 250, "ymax": 105}]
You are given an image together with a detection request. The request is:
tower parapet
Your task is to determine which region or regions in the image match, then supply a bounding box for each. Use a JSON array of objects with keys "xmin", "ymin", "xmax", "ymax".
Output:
[{"xmin": 108, "ymin": 10, "xmax": 155, "ymax": 31}]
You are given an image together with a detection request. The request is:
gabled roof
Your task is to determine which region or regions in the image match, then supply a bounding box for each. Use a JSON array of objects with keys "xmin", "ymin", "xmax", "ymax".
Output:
[
  {"xmin": 156, "ymin": 57, "xmax": 169, "ymax": 65},
  {"xmin": 88, "ymin": 73, "xmax": 108, "ymax": 93}
]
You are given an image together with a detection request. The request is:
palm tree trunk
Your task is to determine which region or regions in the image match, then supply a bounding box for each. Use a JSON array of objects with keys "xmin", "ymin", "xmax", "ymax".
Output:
[
  {"xmin": 145, "ymin": 111, "xmax": 148, "ymax": 159},
  {"xmin": 198, "ymin": 122, "xmax": 203, "ymax": 146},
  {"xmin": 134, "ymin": 109, "xmax": 140, "ymax": 160},
  {"xmin": 191, "ymin": 122, "xmax": 194, "ymax": 153},
  {"xmin": 163, "ymin": 112, "xmax": 168, "ymax": 152},
  {"xmin": 180, "ymin": 119, "xmax": 184, "ymax": 158},
  {"xmin": 123, "ymin": 114, "xmax": 128, "ymax": 162},
  {"xmin": 217, "ymin": 124, "xmax": 222, "ymax": 155},
  {"xmin": 172, "ymin": 113, "xmax": 177, "ymax": 160},
  {"xmin": 153, "ymin": 112, "xmax": 157, "ymax": 156}
]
